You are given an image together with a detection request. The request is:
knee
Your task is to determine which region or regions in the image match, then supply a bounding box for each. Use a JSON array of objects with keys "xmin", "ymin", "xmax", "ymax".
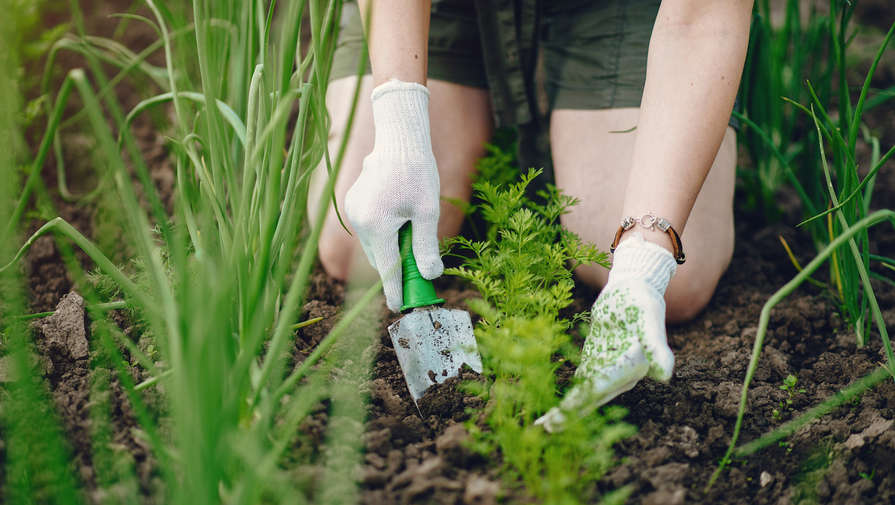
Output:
[
  {"xmin": 664, "ymin": 248, "xmax": 733, "ymax": 324},
  {"xmin": 317, "ymin": 230, "xmax": 355, "ymax": 281},
  {"xmin": 665, "ymin": 275, "xmax": 717, "ymax": 324}
]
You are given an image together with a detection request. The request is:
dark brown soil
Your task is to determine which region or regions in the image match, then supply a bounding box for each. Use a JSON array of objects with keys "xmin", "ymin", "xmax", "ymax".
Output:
[
  {"xmin": 292, "ymin": 211, "xmax": 895, "ymax": 505},
  {"xmin": 7, "ymin": 2, "xmax": 895, "ymax": 505}
]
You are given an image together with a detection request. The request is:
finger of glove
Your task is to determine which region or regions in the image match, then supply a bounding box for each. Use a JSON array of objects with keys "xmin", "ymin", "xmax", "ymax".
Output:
[
  {"xmin": 373, "ymin": 235, "xmax": 403, "ymax": 312},
  {"xmin": 569, "ymin": 341, "xmax": 648, "ymax": 411},
  {"xmin": 411, "ymin": 216, "xmax": 443, "ymax": 280},
  {"xmin": 536, "ymin": 364, "xmax": 644, "ymax": 434},
  {"xmin": 534, "ymin": 408, "xmax": 566, "ymax": 433}
]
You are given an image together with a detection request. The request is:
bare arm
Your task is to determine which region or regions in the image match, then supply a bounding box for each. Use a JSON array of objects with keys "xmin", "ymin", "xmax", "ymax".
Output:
[
  {"xmin": 622, "ymin": 0, "xmax": 753, "ymax": 250},
  {"xmin": 344, "ymin": 2, "xmax": 441, "ymax": 311},
  {"xmin": 357, "ymin": 0, "xmax": 431, "ymax": 85}
]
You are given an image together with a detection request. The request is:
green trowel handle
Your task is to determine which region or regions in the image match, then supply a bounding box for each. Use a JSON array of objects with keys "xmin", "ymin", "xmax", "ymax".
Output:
[{"xmin": 398, "ymin": 223, "xmax": 444, "ymax": 312}]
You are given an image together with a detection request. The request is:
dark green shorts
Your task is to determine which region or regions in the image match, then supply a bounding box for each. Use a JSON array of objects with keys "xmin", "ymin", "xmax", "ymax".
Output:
[
  {"xmin": 331, "ymin": 0, "xmax": 739, "ymax": 129},
  {"xmin": 334, "ymin": 0, "xmax": 663, "ymax": 110}
]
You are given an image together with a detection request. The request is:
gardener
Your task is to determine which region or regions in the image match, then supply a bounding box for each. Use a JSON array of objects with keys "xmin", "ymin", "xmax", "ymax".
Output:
[{"xmin": 308, "ymin": 0, "xmax": 753, "ymax": 429}]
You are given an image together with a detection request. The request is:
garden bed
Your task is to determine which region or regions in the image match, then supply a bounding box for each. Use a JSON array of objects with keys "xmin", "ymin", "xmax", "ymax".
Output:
[
  {"xmin": 6, "ymin": 1, "xmax": 895, "ymax": 504},
  {"xmin": 21, "ymin": 162, "xmax": 895, "ymax": 505}
]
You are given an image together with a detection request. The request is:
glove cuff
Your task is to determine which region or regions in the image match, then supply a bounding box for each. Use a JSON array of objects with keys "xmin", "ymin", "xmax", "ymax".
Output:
[
  {"xmin": 370, "ymin": 79, "xmax": 432, "ymax": 159},
  {"xmin": 607, "ymin": 232, "xmax": 677, "ymax": 295}
]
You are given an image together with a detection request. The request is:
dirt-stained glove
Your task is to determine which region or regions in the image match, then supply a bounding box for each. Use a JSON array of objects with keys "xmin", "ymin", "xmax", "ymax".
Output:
[
  {"xmin": 345, "ymin": 79, "xmax": 443, "ymax": 312},
  {"xmin": 535, "ymin": 232, "xmax": 676, "ymax": 432}
]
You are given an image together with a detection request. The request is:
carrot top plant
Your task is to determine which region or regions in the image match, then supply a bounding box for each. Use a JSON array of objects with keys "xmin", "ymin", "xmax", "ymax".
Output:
[
  {"xmin": 448, "ymin": 168, "xmax": 607, "ymax": 324},
  {"xmin": 446, "ymin": 165, "xmax": 632, "ymax": 505}
]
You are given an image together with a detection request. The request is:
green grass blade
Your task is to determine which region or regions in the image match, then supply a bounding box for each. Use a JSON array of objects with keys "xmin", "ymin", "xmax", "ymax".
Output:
[
  {"xmin": 847, "ymin": 20, "xmax": 895, "ymax": 151},
  {"xmin": 707, "ymin": 209, "xmax": 895, "ymax": 490},
  {"xmin": 3, "ymin": 75, "xmax": 74, "ymax": 241},
  {"xmin": 797, "ymin": 143, "xmax": 895, "ymax": 228},
  {"xmin": 734, "ymin": 366, "xmax": 891, "ymax": 457},
  {"xmin": 124, "ymin": 91, "xmax": 247, "ymax": 145}
]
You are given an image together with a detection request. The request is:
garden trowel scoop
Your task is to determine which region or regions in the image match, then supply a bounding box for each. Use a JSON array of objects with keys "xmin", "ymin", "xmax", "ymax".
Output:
[{"xmin": 387, "ymin": 224, "xmax": 483, "ymax": 404}]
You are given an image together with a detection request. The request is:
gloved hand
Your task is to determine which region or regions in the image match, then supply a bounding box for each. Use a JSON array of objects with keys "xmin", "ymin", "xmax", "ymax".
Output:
[
  {"xmin": 535, "ymin": 232, "xmax": 677, "ymax": 432},
  {"xmin": 345, "ymin": 79, "xmax": 443, "ymax": 312}
]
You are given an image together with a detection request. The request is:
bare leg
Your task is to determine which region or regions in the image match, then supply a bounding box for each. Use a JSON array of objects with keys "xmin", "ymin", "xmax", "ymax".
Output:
[
  {"xmin": 309, "ymin": 76, "xmax": 493, "ymax": 281},
  {"xmin": 551, "ymin": 108, "xmax": 736, "ymax": 323}
]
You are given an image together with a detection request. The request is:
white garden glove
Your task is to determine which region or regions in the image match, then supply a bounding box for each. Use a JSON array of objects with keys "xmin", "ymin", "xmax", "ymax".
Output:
[
  {"xmin": 345, "ymin": 79, "xmax": 443, "ymax": 312},
  {"xmin": 535, "ymin": 232, "xmax": 677, "ymax": 432}
]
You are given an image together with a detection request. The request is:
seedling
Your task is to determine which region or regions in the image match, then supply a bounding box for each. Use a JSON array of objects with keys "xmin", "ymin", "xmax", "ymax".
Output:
[
  {"xmin": 859, "ymin": 469, "xmax": 875, "ymax": 481},
  {"xmin": 773, "ymin": 374, "xmax": 807, "ymax": 419},
  {"xmin": 780, "ymin": 374, "xmax": 805, "ymax": 401}
]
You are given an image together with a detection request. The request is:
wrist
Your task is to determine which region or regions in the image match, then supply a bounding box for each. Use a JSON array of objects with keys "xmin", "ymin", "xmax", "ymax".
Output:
[
  {"xmin": 370, "ymin": 79, "xmax": 433, "ymax": 158},
  {"xmin": 611, "ymin": 213, "xmax": 685, "ymax": 265},
  {"xmin": 608, "ymin": 232, "xmax": 677, "ymax": 294},
  {"xmin": 617, "ymin": 227, "xmax": 672, "ymax": 255}
]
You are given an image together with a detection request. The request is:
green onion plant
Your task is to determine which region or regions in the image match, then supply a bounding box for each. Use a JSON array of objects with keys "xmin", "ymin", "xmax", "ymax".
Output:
[
  {"xmin": 737, "ymin": 0, "xmax": 835, "ymax": 218},
  {"xmin": 2, "ymin": 0, "xmax": 378, "ymax": 503},
  {"xmin": 738, "ymin": 0, "xmax": 895, "ymax": 337},
  {"xmin": 710, "ymin": 5, "xmax": 895, "ymax": 487},
  {"xmin": 1, "ymin": 9, "xmax": 83, "ymax": 504}
]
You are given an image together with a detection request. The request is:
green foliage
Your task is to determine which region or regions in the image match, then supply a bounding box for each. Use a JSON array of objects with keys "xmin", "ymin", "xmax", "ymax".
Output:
[
  {"xmin": 1, "ymin": 12, "xmax": 81, "ymax": 502},
  {"xmin": 712, "ymin": 8, "xmax": 895, "ymax": 487},
  {"xmin": 446, "ymin": 159, "xmax": 629, "ymax": 504},
  {"xmin": 472, "ymin": 128, "xmax": 520, "ymax": 189},
  {"xmin": 772, "ymin": 373, "xmax": 806, "ymax": 420},
  {"xmin": 447, "ymin": 168, "xmax": 608, "ymax": 325},
  {"xmin": 780, "ymin": 373, "xmax": 804, "ymax": 397},
  {"xmin": 466, "ymin": 305, "xmax": 635, "ymax": 505},
  {"xmin": 790, "ymin": 12, "xmax": 895, "ymax": 345},
  {"xmin": 737, "ymin": 0, "xmax": 835, "ymax": 217},
  {"xmin": 7, "ymin": 0, "xmax": 68, "ymax": 130},
  {"xmin": 738, "ymin": 0, "xmax": 895, "ymax": 341},
  {"xmin": 1, "ymin": 0, "xmax": 379, "ymax": 503}
]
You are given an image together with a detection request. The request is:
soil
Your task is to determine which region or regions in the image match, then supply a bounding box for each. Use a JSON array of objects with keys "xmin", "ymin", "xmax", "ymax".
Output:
[
  {"xmin": 299, "ymin": 214, "xmax": 895, "ymax": 505},
  {"xmin": 5, "ymin": 2, "xmax": 895, "ymax": 504}
]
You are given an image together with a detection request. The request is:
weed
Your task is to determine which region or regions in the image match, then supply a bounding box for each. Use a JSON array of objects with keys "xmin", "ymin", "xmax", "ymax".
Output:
[
  {"xmin": 790, "ymin": 443, "xmax": 835, "ymax": 505},
  {"xmin": 859, "ymin": 469, "xmax": 875, "ymax": 481},
  {"xmin": 773, "ymin": 373, "xmax": 808, "ymax": 419},
  {"xmin": 780, "ymin": 374, "xmax": 806, "ymax": 401}
]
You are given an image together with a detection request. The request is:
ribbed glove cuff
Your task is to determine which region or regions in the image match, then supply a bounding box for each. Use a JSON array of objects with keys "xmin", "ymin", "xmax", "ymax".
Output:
[
  {"xmin": 607, "ymin": 232, "xmax": 677, "ymax": 294},
  {"xmin": 370, "ymin": 79, "xmax": 432, "ymax": 159}
]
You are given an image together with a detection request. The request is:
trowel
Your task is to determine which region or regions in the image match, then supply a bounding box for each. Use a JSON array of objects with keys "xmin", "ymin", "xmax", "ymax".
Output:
[{"xmin": 387, "ymin": 223, "xmax": 483, "ymax": 405}]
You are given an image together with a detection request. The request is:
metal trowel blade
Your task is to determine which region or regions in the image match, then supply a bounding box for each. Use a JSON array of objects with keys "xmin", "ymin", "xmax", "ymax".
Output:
[{"xmin": 387, "ymin": 306, "xmax": 483, "ymax": 403}]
